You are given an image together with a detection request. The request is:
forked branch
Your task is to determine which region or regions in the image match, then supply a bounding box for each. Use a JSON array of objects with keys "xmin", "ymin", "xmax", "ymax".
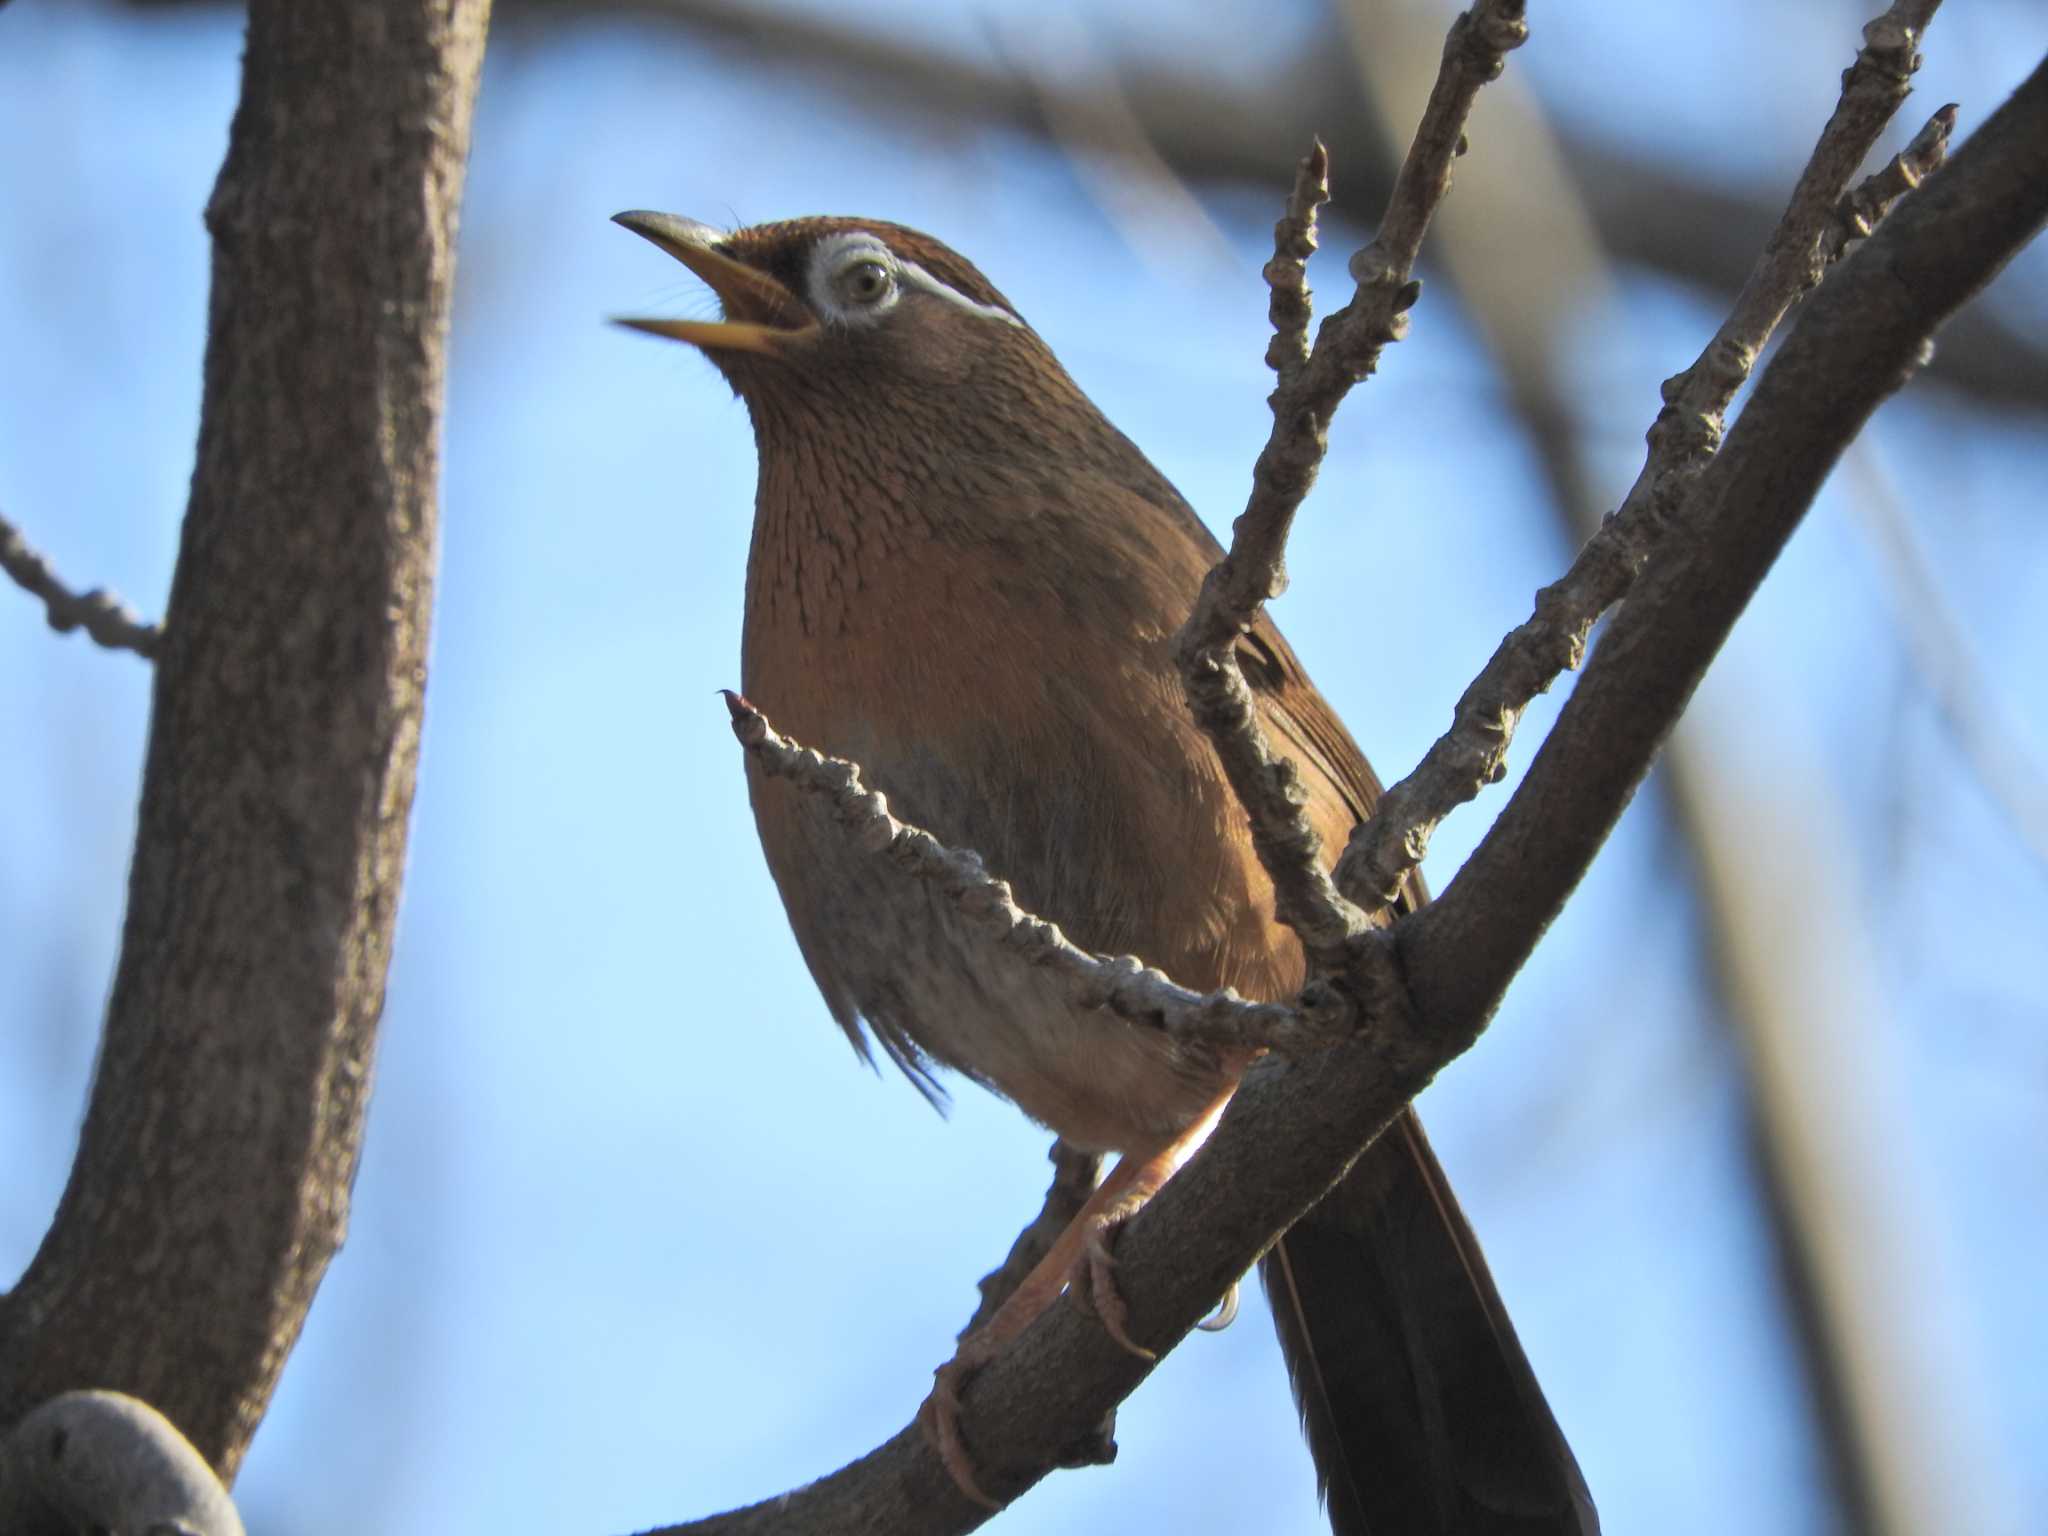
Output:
[{"xmin": 1173, "ymin": 0, "xmax": 1531, "ymax": 968}]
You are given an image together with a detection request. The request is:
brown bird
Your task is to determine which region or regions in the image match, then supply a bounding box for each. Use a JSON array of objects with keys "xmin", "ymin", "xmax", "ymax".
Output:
[{"xmin": 616, "ymin": 209, "xmax": 1597, "ymax": 1534}]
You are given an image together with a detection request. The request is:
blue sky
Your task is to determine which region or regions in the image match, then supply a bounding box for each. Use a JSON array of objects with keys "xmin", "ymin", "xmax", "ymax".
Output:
[{"xmin": 2, "ymin": 3, "xmax": 2043, "ymax": 1533}]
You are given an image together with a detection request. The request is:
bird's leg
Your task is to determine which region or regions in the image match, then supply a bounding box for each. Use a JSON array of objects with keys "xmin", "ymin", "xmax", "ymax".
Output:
[
  {"xmin": 965, "ymin": 1138, "xmax": 1103, "ymax": 1335},
  {"xmin": 1063, "ymin": 1082, "xmax": 1240, "ymax": 1352},
  {"xmin": 921, "ymin": 1081, "xmax": 1240, "ymax": 1509}
]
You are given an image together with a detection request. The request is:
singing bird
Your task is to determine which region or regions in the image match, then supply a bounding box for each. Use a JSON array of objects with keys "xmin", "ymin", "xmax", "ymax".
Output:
[{"xmin": 616, "ymin": 210, "xmax": 1596, "ymax": 1534}]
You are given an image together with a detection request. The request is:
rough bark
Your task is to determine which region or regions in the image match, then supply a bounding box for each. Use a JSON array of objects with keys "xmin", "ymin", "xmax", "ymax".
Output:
[{"xmin": 0, "ymin": 0, "xmax": 490, "ymax": 1479}]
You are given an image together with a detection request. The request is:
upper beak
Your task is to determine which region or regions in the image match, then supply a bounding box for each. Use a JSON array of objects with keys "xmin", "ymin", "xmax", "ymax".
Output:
[{"xmin": 610, "ymin": 211, "xmax": 815, "ymax": 355}]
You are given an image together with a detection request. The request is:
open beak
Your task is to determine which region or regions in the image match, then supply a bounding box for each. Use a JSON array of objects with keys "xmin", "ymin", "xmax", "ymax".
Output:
[{"xmin": 610, "ymin": 211, "xmax": 815, "ymax": 355}]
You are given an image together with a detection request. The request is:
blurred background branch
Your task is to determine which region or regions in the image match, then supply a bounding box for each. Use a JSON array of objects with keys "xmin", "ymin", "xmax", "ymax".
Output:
[{"xmin": 480, "ymin": 0, "xmax": 2048, "ymax": 410}]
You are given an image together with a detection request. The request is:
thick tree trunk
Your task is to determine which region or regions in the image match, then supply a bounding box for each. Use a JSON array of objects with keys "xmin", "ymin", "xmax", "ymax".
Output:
[{"xmin": 0, "ymin": 0, "xmax": 490, "ymax": 1477}]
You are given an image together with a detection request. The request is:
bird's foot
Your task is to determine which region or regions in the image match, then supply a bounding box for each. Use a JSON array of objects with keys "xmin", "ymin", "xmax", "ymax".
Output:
[
  {"xmin": 917, "ymin": 1231, "xmax": 1221, "ymax": 1507},
  {"xmin": 913, "ymin": 1095, "xmax": 1246, "ymax": 1507},
  {"xmin": 920, "ymin": 1335, "xmax": 1007, "ymax": 1511},
  {"xmin": 1064, "ymin": 1213, "xmax": 1157, "ymax": 1361},
  {"xmin": 918, "ymin": 1208, "xmax": 1149, "ymax": 1508}
]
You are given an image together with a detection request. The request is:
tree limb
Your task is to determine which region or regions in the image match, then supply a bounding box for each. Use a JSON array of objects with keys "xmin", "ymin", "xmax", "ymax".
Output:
[
  {"xmin": 1405, "ymin": 48, "xmax": 2048, "ymax": 1042},
  {"xmin": 723, "ymin": 692, "xmax": 1346, "ymax": 1057},
  {"xmin": 1174, "ymin": 0, "xmax": 1529, "ymax": 972},
  {"xmin": 1336, "ymin": 0, "xmax": 1945, "ymax": 913},
  {"xmin": 0, "ymin": 0, "xmax": 490, "ymax": 1477}
]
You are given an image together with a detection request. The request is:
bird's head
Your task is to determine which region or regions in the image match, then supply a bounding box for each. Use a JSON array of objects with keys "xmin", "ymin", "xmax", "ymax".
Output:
[{"xmin": 611, "ymin": 212, "xmax": 1132, "ymax": 477}]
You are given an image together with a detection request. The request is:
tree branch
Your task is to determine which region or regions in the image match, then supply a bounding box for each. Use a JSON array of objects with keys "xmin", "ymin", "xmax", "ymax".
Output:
[
  {"xmin": 0, "ymin": 0, "xmax": 490, "ymax": 1476},
  {"xmin": 1174, "ymin": 0, "xmax": 1528, "ymax": 971},
  {"xmin": 0, "ymin": 510, "xmax": 162, "ymax": 659},
  {"xmin": 1404, "ymin": 47, "xmax": 2048, "ymax": 1045},
  {"xmin": 1336, "ymin": 0, "xmax": 1945, "ymax": 912},
  {"xmin": 723, "ymin": 693, "xmax": 1347, "ymax": 1058},
  {"xmin": 1822, "ymin": 102, "xmax": 1956, "ymax": 266}
]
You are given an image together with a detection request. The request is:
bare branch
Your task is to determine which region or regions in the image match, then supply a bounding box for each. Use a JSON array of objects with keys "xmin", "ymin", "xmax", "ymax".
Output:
[
  {"xmin": 1405, "ymin": 45, "xmax": 2048, "ymax": 1041},
  {"xmin": 1174, "ymin": 0, "xmax": 1528, "ymax": 969},
  {"xmin": 1261, "ymin": 140, "xmax": 1328, "ymax": 391},
  {"xmin": 1823, "ymin": 102, "xmax": 1957, "ymax": 265},
  {"xmin": 0, "ymin": 510, "xmax": 162, "ymax": 659},
  {"xmin": 987, "ymin": 12, "xmax": 1237, "ymax": 278},
  {"xmin": 1336, "ymin": 0, "xmax": 1946, "ymax": 911},
  {"xmin": 722, "ymin": 692, "xmax": 1347, "ymax": 1058}
]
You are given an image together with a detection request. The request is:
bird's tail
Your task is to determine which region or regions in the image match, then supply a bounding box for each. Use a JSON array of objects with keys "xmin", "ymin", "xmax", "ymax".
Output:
[{"xmin": 1262, "ymin": 1107, "xmax": 1599, "ymax": 1535}]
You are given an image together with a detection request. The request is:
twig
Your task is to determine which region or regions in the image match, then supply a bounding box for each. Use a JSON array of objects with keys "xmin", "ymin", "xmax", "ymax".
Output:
[
  {"xmin": 1334, "ymin": 2, "xmax": 1945, "ymax": 911},
  {"xmin": 0, "ymin": 511, "xmax": 162, "ymax": 659},
  {"xmin": 1407, "ymin": 41, "xmax": 2048, "ymax": 1041},
  {"xmin": 1174, "ymin": 0, "xmax": 1529, "ymax": 968},
  {"xmin": 721, "ymin": 692, "xmax": 1347, "ymax": 1056},
  {"xmin": 1262, "ymin": 139, "xmax": 1328, "ymax": 391},
  {"xmin": 1823, "ymin": 102, "xmax": 1957, "ymax": 265}
]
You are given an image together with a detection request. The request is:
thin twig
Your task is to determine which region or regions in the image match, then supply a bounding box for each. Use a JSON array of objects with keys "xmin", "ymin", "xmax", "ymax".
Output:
[
  {"xmin": 1262, "ymin": 139, "xmax": 1328, "ymax": 390},
  {"xmin": 1335, "ymin": 1, "xmax": 1945, "ymax": 911},
  {"xmin": 721, "ymin": 692, "xmax": 1347, "ymax": 1056},
  {"xmin": 1823, "ymin": 102, "xmax": 1957, "ymax": 265},
  {"xmin": 1173, "ymin": 0, "xmax": 1529, "ymax": 969},
  {"xmin": 1407, "ymin": 34, "xmax": 2048, "ymax": 1044},
  {"xmin": 0, "ymin": 511, "xmax": 162, "ymax": 659}
]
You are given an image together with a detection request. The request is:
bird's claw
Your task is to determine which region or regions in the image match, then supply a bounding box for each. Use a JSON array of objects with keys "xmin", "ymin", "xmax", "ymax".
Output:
[
  {"xmin": 922, "ymin": 1218, "xmax": 1159, "ymax": 1507},
  {"xmin": 1067, "ymin": 1221, "xmax": 1157, "ymax": 1361},
  {"xmin": 921, "ymin": 1344, "xmax": 1005, "ymax": 1510},
  {"xmin": 1197, "ymin": 1280, "xmax": 1241, "ymax": 1333}
]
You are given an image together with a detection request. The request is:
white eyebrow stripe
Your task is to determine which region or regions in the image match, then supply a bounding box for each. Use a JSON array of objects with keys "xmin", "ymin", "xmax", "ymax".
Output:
[{"xmin": 898, "ymin": 258, "xmax": 1024, "ymax": 327}]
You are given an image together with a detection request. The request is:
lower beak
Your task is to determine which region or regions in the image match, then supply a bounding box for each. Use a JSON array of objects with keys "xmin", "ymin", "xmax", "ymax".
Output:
[{"xmin": 610, "ymin": 211, "xmax": 815, "ymax": 355}]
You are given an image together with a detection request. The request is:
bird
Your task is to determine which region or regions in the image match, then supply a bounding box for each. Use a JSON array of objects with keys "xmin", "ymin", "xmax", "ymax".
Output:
[{"xmin": 615, "ymin": 209, "xmax": 1598, "ymax": 1534}]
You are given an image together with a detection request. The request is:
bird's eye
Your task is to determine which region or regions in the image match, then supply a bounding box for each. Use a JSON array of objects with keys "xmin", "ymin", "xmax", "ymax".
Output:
[
  {"xmin": 805, "ymin": 235, "xmax": 911, "ymax": 325},
  {"xmin": 833, "ymin": 259, "xmax": 894, "ymax": 309}
]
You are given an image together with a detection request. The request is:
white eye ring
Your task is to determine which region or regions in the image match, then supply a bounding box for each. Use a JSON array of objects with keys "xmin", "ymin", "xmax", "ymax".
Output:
[
  {"xmin": 804, "ymin": 230, "xmax": 1025, "ymax": 331},
  {"xmin": 808, "ymin": 234, "xmax": 902, "ymax": 325}
]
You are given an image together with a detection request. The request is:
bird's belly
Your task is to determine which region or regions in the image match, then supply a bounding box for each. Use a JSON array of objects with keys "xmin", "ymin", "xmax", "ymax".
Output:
[{"xmin": 755, "ymin": 773, "xmax": 1236, "ymax": 1154}]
